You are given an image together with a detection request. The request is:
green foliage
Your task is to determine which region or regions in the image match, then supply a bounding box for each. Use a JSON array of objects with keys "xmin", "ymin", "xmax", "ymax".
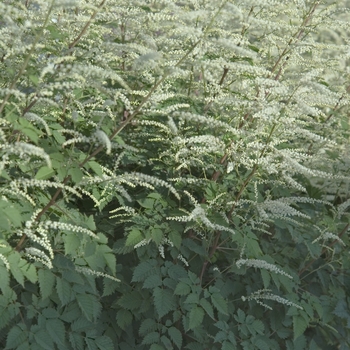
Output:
[{"xmin": 1, "ymin": 0, "xmax": 350, "ymax": 349}]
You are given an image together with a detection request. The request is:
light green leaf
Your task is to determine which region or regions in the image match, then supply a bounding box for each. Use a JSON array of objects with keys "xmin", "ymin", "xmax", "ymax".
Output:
[
  {"xmin": 116, "ymin": 309, "xmax": 133, "ymax": 330},
  {"xmin": 35, "ymin": 166, "xmax": 54, "ymax": 180},
  {"xmin": 38, "ymin": 268, "xmax": 56, "ymax": 300},
  {"xmin": 125, "ymin": 229, "xmax": 143, "ymax": 247}
]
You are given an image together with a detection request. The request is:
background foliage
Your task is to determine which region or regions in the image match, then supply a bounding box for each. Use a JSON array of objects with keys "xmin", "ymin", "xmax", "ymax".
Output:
[{"xmin": 1, "ymin": 0, "xmax": 350, "ymax": 349}]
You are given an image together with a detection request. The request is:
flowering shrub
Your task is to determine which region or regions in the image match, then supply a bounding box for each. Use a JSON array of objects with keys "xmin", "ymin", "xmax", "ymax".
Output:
[{"xmin": 0, "ymin": 0, "xmax": 350, "ymax": 349}]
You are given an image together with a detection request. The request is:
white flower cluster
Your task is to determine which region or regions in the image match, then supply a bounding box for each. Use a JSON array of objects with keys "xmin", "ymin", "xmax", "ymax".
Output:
[
  {"xmin": 127, "ymin": 172, "xmax": 180, "ymax": 200},
  {"xmin": 43, "ymin": 220, "xmax": 99, "ymax": 239},
  {"xmin": 236, "ymin": 259, "xmax": 293, "ymax": 279},
  {"xmin": 134, "ymin": 238, "xmax": 152, "ymax": 249},
  {"xmin": 25, "ymin": 247, "xmax": 53, "ymax": 269},
  {"xmin": 177, "ymin": 254, "xmax": 189, "ymax": 267},
  {"xmin": 0, "ymin": 254, "xmax": 10, "ymax": 270},
  {"xmin": 242, "ymin": 289, "xmax": 303, "ymax": 310},
  {"xmin": 312, "ymin": 231, "xmax": 345, "ymax": 246},
  {"xmin": 1, "ymin": 142, "xmax": 51, "ymax": 168},
  {"xmin": 75, "ymin": 266, "xmax": 120, "ymax": 282},
  {"xmin": 167, "ymin": 204, "xmax": 235, "ymax": 235}
]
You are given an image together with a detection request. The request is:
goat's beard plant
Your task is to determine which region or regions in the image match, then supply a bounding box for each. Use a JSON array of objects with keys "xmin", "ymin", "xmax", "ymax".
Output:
[{"xmin": 0, "ymin": 0, "xmax": 350, "ymax": 349}]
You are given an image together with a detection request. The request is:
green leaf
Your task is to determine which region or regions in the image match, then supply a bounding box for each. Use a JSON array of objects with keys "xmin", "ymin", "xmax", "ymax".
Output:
[
  {"xmin": 38, "ymin": 268, "xmax": 56, "ymax": 300},
  {"xmin": 68, "ymin": 166, "xmax": 84, "ymax": 183},
  {"xmin": 34, "ymin": 329, "xmax": 55, "ymax": 350},
  {"xmin": 188, "ymin": 306, "xmax": 204, "ymax": 330},
  {"xmin": 142, "ymin": 331, "xmax": 160, "ymax": 345},
  {"xmin": 168, "ymin": 326, "xmax": 182, "ymax": 349},
  {"xmin": 252, "ymin": 320, "xmax": 265, "ymax": 335},
  {"xmin": 143, "ymin": 274, "xmax": 162, "ymax": 289},
  {"xmin": 117, "ymin": 290, "xmax": 143, "ymax": 310},
  {"xmin": 56, "ymin": 277, "xmax": 72, "ymax": 306},
  {"xmin": 6, "ymin": 325, "xmax": 27, "ymax": 349},
  {"xmin": 211, "ymin": 292, "xmax": 228, "ymax": 315},
  {"xmin": 76, "ymin": 293, "xmax": 101, "ymax": 322},
  {"xmin": 46, "ymin": 319, "xmax": 66, "ymax": 346},
  {"xmin": 139, "ymin": 318, "xmax": 157, "ymax": 336},
  {"xmin": 174, "ymin": 281, "xmax": 191, "ymax": 296},
  {"xmin": 132, "ymin": 260, "xmax": 157, "ymax": 282},
  {"xmin": 95, "ymin": 336, "xmax": 114, "ymax": 350},
  {"xmin": 35, "ymin": 166, "xmax": 54, "ymax": 180},
  {"xmin": 116, "ymin": 309, "xmax": 133, "ymax": 330},
  {"xmin": 153, "ymin": 287, "xmax": 176, "ymax": 318},
  {"xmin": 88, "ymin": 161, "xmax": 104, "ymax": 177},
  {"xmin": 63, "ymin": 234, "xmax": 81, "ymax": 255},
  {"xmin": 8, "ymin": 253, "xmax": 25, "ymax": 286},
  {"xmin": 125, "ymin": 229, "xmax": 143, "ymax": 247},
  {"xmin": 151, "ymin": 227, "xmax": 163, "ymax": 245},
  {"xmin": 69, "ymin": 332, "xmax": 85, "ymax": 350},
  {"xmin": 200, "ymin": 298, "xmax": 215, "ymax": 320},
  {"xmin": 169, "ymin": 230, "xmax": 182, "ymax": 249},
  {"xmin": 293, "ymin": 315, "xmax": 308, "ymax": 340}
]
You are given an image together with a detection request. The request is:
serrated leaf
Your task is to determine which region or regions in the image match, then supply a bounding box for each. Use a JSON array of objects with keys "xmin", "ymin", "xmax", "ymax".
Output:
[
  {"xmin": 35, "ymin": 166, "xmax": 54, "ymax": 180},
  {"xmin": 6, "ymin": 325, "xmax": 27, "ymax": 349},
  {"xmin": 8, "ymin": 253, "xmax": 24, "ymax": 286},
  {"xmin": 151, "ymin": 227, "xmax": 163, "ymax": 245},
  {"xmin": 125, "ymin": 229, "xmax": 143, "ymax": 247},
  {"xmin": 38, "ymin": 268, "xmax": 56, "ymax": 299},
  {"xmin": 46, "ymin": 319, "xmax": 66, "ymax": 346},
  {"xmin": 294, "ymin": 334, "xmax": 307, "ymax": 349},
  {"xmin": 168, "ymin": 326, "xmax": 182, "ymax": 349},
  {"xmin": 252, "ymin": 320, "xmax": 265, "ymax": 335},
  {"xmin": 142, "ymin": 331, "xmax": 160, "ymax": 345},
  {"xmin": 88, "ymin": 161, "xmax": 104, "ymax": 177},
  {"xmin": 174, "ymin": 281, "xmax": 191, "ymax": 295},
  {"xmin": 76, "ymin": 293, "xmax": 101, "ymax": 322},
  {"xmin": 34, "ymin": 329, "xmax": 54, "ymax": 350},
  {"xmin": 222, "ymin": 341, "xmax": 236, "ymax": 350},
  {"xmin": 139, "ymin": 318, "xmax": 157, "ymax": 336},
  {"xmin": 143, "ymin": 274, "xmax": 162, "ymax": 289},
  {"xmin": 116, "ymin": 309, "xmax": 133, "ymax": 330},
  {"xmin": 56, "ymin": 276, "xmax": 71, "ymax": 306},
  {"xmin": 153, "ymin": 287, "xmax": 176, "ymax": 318},
  {"xmin": 68, "ymin": 166, "xmax": 84, "ymax": 183},
  {"xmin": 117, "ymin": 290, "xmax": 143, "ymax": 310},
  {"xmin": 188, "ymin": 306, "xmax": 204, "ymax": 330},
  {"xmin": 234, "ymin": 309, "xmax": 245, "ymax": 323},
  {"xmin": 200, "ymin": 298, "xmax": 215, "ymax": 319},
  {"xmin": 169, "ymin": 230, "xmax": 182, "ymax": 249},
  {"xmin": 68, "ymin": 334, "xmax": 84, "ymax": 350},
  {"xmin": 95, "ymin": 335, "xmax": 114, "ymax": 350},
  {"xmin": 333, "ymin": 299, "xmax": 348, "ymax": 319},
  {"xmin": 293, "ymin": 315, "xmax": 308, "ymax": 340},
  {"xmin": 63, "ymin": 234, "xmax": 81, "ymax": 255},
  {"xmin": 211, "ymin": 292, "xmax": 228, "ymax": 315},
  {"xmin": 132, "ymin": 260, "xmax": 157, "ymax": 282},
  {"xmin": 21, "ymin": 263, "xmax": 37, "ymax": 283}
]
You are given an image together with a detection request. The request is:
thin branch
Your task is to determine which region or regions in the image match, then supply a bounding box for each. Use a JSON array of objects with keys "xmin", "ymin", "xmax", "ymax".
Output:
[{"xmin": 68, "ymin": 0, "xmax": 106, "ymax": 50}]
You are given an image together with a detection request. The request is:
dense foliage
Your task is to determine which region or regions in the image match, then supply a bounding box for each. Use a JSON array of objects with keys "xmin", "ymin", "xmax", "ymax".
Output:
[{"xmin": 1, "ymin": 0, "xmax": 350, "ymax": 349}]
